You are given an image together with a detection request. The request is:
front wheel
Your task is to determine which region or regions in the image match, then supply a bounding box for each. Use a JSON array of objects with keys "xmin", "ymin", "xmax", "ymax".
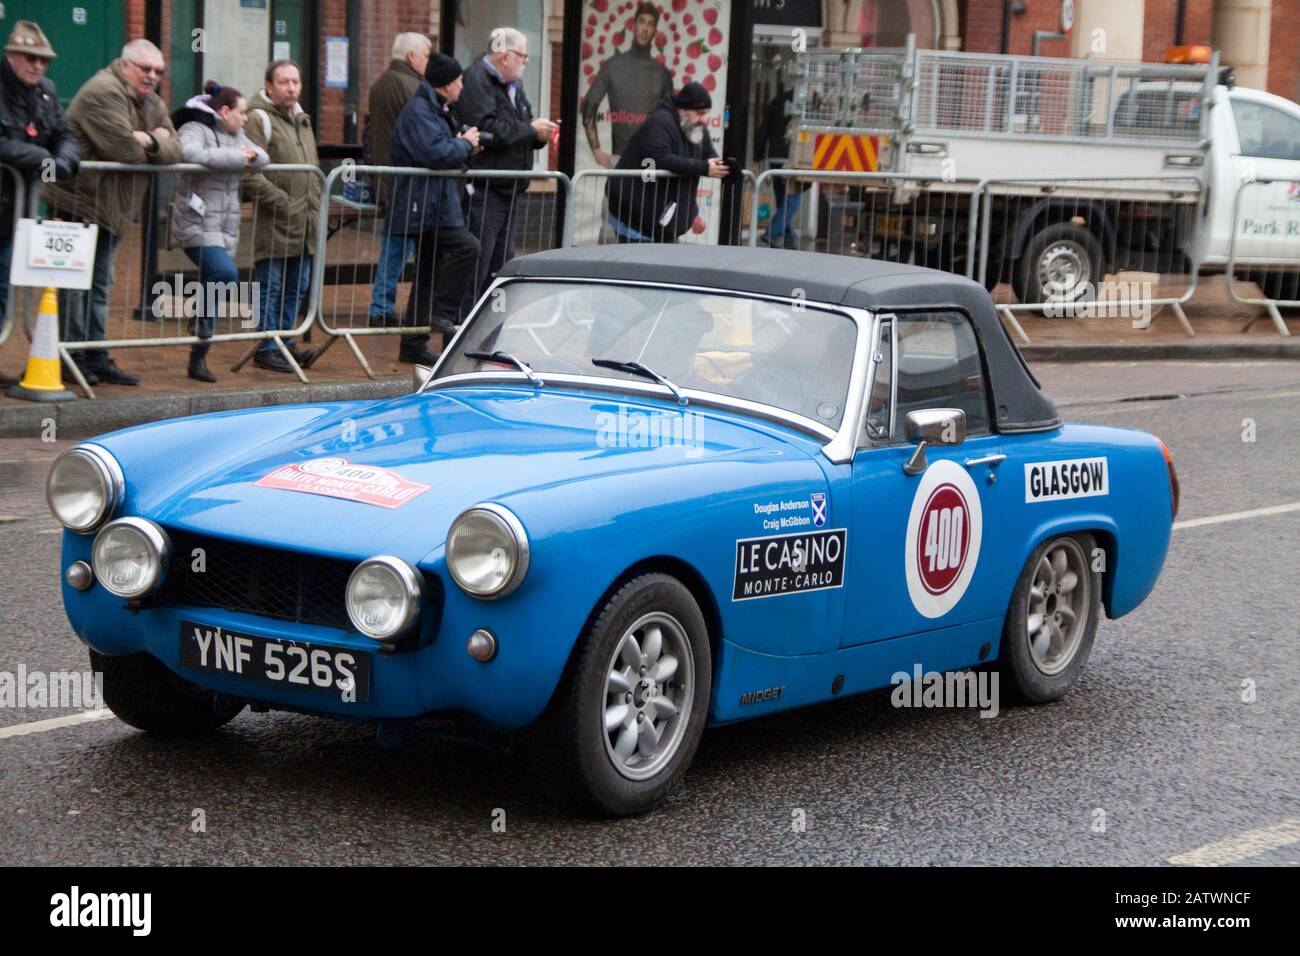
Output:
[
  {"xmin": 1014, "ymin": 222, "xmax": 1104, "ymax": 306},
  {"xmin": 529, "ymin": 573, "xmax": 711, "ymax": 816},
  {"xmin": 91, "ymin": 648, "xmax": 241, "ymax": 735},
  {"xmin": 997, "ymin": 533, "xmax": 1102, "ymax": 704}
]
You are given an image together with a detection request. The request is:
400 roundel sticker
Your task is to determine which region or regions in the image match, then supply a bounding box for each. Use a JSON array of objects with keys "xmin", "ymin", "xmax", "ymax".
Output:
[{"xmin": 904, "ymin": 459, "xmax": 983, "ymax": 619}]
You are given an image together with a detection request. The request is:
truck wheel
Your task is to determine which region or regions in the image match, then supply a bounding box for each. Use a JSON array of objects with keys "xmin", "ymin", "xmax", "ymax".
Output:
[
  {"xmin": 997, "ymin": 533, "xmax": 1102, "ymax": 704},
  {"xmin": 91, "ymin": 648, "xmax": 241, "ymax": 735},
  {"xmin": 529, "ymin": 573, "xmax": 711, "ymax": 816},
  {"xmin": 1014, "ymin": 223, "xmax": 1104, "ymax": 306}
]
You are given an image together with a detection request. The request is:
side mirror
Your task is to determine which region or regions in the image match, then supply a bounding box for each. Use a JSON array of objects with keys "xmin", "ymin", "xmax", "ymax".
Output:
[
  {"xmin": 412, "ymin": 364, "xmax": 434, "ymax": 392},
  {"xmin": 902, "ymin": 408, "xmax": 965, "ymax": 476}
]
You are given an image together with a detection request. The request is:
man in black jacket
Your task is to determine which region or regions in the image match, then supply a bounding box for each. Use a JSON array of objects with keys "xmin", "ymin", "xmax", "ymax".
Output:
[
  {"xmin": 0, "ymin": 20, "xmax": 77, "ymax": 385},
  {"xmin": 608, "ymin": 82, "xmax": 727, "ymax": 243},
  {"xmin": 456, "ymin": 27, "xmax": 556, "ymax": 310}
]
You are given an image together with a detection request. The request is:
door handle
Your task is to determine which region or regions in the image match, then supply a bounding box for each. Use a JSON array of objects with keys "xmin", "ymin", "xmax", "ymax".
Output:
[{"xmin": 964, "ymin": 454, "xmax": 1006, "ymax": 483}]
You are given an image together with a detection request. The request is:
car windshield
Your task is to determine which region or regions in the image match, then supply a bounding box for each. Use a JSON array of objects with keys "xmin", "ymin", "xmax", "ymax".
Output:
[{"xmin": 436, "ymin": 281, "xmax": 859, "ymax": 428}]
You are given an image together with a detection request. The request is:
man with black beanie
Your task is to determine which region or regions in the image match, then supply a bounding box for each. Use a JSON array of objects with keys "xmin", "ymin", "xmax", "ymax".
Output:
[
  {"xmin": 386, "ymin": 51, "xmax": 482, "ymax": 365},
  {"xmin": 608, "ymin": 81, "xmax": 728, "ymax": 243}
]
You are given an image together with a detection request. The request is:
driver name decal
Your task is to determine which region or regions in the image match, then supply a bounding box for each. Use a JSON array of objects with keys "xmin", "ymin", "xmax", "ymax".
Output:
[
  {"xmin": 733, "ymin": 528, "xmax": 847, "ymax": 601},
  {"xmin": 905, "ymin": 460, "xmax": 983, "ymax": 619},
  {"xmin": 255, "ymin": 457, "xmax": 430, "ymax": 509}
]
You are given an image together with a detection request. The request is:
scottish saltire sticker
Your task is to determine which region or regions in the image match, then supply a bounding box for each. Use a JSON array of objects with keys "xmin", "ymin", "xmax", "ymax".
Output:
[{"xmin": 255, "ymin": 457, "xmax": 430, "ymax": 508}]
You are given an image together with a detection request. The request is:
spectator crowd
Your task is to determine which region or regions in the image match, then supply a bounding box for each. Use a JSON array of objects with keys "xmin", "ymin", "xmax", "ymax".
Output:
[{"xmin": 0, "ymin": 20, "xmax": 724, "ymax": 390}]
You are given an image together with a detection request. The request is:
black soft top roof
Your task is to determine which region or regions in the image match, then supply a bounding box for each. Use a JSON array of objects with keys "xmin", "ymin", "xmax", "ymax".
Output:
[{"xmin": 499, "ymin": 245, "xmax": 1060, "ymax": 433}]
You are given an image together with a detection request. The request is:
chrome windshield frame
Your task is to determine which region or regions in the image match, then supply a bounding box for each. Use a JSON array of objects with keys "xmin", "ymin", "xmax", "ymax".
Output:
[{"xmin": 424, "ymin": 276, "xmax": 876, "ymax": 465}]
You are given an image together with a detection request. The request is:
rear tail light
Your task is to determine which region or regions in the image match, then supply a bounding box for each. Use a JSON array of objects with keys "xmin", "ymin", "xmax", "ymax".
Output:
[{"xmin": 1157, "ymin": 438, "xmax": 1179, "ymax": 519}]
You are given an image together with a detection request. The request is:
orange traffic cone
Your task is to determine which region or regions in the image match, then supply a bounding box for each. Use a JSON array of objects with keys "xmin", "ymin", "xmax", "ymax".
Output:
[{"xmin": 6, "ymin": 287, "xmax": 76, "ymax": 402}]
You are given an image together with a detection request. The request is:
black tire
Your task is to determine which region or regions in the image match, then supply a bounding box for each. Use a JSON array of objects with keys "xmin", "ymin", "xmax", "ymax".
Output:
[
  {"xmin": 91, "ymin": 648, "xmax": 241, "ymax": 735},
  {"xmin": 529, "ymin": 573, "xmax": 711, "ymax": 816},
  {"xmin": 997, "ymin": 533, "xmax": 1102, "ymax": 705},
  {"xmin": 1014, "ymin": 222, "xmax": 1104, "ymax": 306}
]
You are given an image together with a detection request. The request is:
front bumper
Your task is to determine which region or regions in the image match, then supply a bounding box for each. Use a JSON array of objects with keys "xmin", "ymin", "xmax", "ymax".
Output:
[{"xmin": 60, "ymin": 532, "xmax": 561, "ymax": 729}]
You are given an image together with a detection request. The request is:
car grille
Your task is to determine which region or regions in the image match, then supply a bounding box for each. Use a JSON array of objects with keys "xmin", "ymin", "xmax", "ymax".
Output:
[{"xmin": 155, "ymin": 529, "xmax": 357, "ymax": 629}]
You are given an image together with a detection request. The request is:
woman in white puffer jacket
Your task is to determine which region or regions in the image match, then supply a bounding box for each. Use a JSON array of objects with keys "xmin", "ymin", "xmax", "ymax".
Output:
[{"xmin": 169, "ymin": 81, "xmax": 268, "ymax": 382}]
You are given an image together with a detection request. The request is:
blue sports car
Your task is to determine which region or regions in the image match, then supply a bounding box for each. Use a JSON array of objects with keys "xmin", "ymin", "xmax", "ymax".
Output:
[{"xmin": 48, "ymin": 246, "xmax": 1178, "ymax": 815}]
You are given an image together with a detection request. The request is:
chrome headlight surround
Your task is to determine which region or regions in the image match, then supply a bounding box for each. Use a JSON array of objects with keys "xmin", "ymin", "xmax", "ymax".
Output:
[
  {"xmin": 446, "ymin": 503, "xmax": 530, "ymax": 599},
  {"xmin": 346, "ymin": 555, "xmax": 425, "ymax": 641},
  {"xmin": 46, "ymin": 445, "xmax": 125, "ymax": 533},
  {"xmin": 91, "ymin": 517, "xmax": 171, "ymax": 600}
]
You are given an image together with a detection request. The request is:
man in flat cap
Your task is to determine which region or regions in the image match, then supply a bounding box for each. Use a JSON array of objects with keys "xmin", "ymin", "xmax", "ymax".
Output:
[
  {"xmin": 0, "ymin": 20, "xmax": 77, "ymax": 386},
  {"xmin": 608, "ymin": 81, "xmax": 728, "ymax": 242}
]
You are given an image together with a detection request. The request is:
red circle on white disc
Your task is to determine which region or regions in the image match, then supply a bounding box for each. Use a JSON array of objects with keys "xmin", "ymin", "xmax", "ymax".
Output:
[{"xmin": 915, "ymin": 483, "xmax": 971, "ymax": 595}]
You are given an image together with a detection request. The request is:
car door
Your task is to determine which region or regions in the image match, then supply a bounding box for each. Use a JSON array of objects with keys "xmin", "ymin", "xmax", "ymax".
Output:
[
  {"xmin": 841, "ymin": 310, "xmax": 1011, "ymax": 648},
  {"xmin": 1225, "ymin": 94, "xmax": 1300, "ymax": 266}
]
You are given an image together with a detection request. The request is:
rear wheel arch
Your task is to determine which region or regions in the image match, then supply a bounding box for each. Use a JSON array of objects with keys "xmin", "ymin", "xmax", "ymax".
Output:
[{"xmin": 1014, "ymin": 521, "xmax": 1118, "ymax": 618}]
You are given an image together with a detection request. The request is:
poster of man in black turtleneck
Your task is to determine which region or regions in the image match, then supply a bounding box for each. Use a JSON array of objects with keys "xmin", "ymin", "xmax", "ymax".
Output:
[{"xmin": 580, "ymin": 2, "xmax": 675, "ymax": 168}]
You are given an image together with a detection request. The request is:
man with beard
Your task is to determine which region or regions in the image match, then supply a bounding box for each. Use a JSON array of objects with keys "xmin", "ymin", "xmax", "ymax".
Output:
[
  {"xmin": 581, "ymin": 1, "xmax": 672, "ymax": 168},
  {"xmin": 607, "ymin": 81, "xmax": 728, "ymax": 242}
]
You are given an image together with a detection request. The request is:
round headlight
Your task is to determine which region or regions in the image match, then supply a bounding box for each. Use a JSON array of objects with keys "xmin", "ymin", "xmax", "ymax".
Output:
[
  {"xmin": 91, "ymin": 518, "xmax": 170, "ymax": 599},
  {"xmin": 46, "ymin": 446, "xmax": 123, "ymax": 533},
  {"xmin": 446, "ymin": 504, "xmax": 529, "ymax": 599},
  {"xmin": 346, "ymin": 556, "xmax": 424, "ymax": 641}
]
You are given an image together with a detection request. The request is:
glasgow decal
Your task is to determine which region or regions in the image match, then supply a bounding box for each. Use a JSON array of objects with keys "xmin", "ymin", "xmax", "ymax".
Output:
[{"xmin": 1024, "ymin": 457, "xmax": 1108, "ymax": 503}]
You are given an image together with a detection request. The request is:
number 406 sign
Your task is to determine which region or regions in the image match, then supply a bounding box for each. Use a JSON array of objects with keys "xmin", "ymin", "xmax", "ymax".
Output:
[{"xmin": 9, "ymin": 218, "xmax": 97, "ymax": 290}]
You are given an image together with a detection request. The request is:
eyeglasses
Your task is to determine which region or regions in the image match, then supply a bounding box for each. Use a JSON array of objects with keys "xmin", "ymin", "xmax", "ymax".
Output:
[
  {"xmin": 507, "ymin": 49, "xmax": 530, "ymax": 62},
  {"xmin": 129, "ymin": 60, "xmax": 166, "ymax": 77}
]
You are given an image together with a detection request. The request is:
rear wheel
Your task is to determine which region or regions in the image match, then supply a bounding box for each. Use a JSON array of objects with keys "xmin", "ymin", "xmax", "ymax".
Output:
[
  {"xmin": 997, "ymin": 533, "xmax": 1102, "ymax": 704},
  {"xmin": 529, "ymin": 573, "xmax": 711, "ymax": 816},
  {"xmin": 1014, "ymin": 222, "xmax": 1104, "ymax": 306},
  {"xmin": 91, "ymin": 648, "xmax": 241, "ymax": 735}
]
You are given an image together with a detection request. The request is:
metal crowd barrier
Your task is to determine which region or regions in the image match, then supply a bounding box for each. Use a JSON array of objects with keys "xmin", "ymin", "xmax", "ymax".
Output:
[
  {"xmin": 563, "ymin": 167, "xmax": 753, "ymax": 248},
  {"xmin": 28, "ymin": 160, "xmax": 326, "ymax": 395},
  {"xmin": 1225, "ymin": 177, "xmax": 1299, "ymax": 338},
  {"xmin": 974, "ymin": 175, "xmax": 1204, "ymax": 344},
  {"xmin": 309, "ymin": 165, "xmax": 570, "ymax": 378},
  {"xmin": 747, "ymin": 168, "xmax": 983, "ymax": 280}
]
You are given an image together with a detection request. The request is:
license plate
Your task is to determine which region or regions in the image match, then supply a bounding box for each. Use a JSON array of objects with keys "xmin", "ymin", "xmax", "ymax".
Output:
[{"xmin": 179, "ymin": 621, "xmax": 372, "ymax": 701}]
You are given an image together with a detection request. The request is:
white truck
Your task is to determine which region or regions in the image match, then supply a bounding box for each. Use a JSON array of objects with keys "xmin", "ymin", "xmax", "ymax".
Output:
[{"xmin": 785, "ymin": 38, "xmax": 1300, "ymax": 305}]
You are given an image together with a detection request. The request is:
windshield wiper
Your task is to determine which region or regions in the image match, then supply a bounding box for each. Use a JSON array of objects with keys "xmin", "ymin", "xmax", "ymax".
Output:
[
  {"xmin": 464, "ymin": 350, "xmax": 544, "ymax": 388},
  {"xmin": 592, "ymin": 358, "xmax": 688, "ymax": 406}
]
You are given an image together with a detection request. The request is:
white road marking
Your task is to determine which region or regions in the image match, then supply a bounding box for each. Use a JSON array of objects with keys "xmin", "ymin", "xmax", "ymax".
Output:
[
  {"xmin": 1174, "ymin": 501, "xmax": 1300, "ymax": 530},
  {"xmin": 0, "ymin": 709, "xmax": 116, "ymax": 740},
  {"xmin": 1168, "ymin": 818, "xmax": 1300, "ymax": 867}
]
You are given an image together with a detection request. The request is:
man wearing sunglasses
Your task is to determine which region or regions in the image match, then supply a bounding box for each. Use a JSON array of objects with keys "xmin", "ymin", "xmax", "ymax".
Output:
[{"xmin": 42, "ymin": 39, "xmax": 180, "ymax": 387}]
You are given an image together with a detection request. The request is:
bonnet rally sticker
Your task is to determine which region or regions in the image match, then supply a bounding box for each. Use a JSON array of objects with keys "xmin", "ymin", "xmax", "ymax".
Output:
[
  {"xmin": 255, "ymin": 457, "xmax": 430, "ymax": 509},
  {"xmin": 905, "ymin": 459, "xmax": 983, "ymax": 619}
]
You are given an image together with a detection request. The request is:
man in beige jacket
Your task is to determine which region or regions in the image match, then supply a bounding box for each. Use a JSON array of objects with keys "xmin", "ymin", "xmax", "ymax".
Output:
[{"xmin": 41, "ymin": 39, "xmax": 180, "ymax": 386}]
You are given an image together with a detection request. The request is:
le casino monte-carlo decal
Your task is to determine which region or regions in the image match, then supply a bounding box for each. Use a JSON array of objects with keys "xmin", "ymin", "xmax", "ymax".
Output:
[{"xmin": 734, "ymin": 492, "xmax": 844, "ymax": 601}]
